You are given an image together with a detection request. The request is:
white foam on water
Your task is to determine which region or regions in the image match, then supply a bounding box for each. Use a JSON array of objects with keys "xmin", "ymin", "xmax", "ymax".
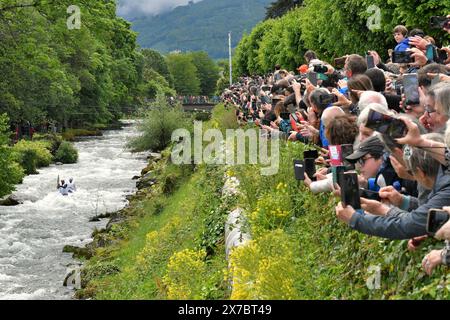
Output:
[{"xmin": 0, "ymin": 121, "xmax": 148, "ymax": 300}]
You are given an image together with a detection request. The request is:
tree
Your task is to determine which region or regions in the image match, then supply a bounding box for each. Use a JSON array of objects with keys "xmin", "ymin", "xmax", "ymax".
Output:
[
  {"xmin": 265, "ymin": 0, "xmax": 303, "ymax": 20},
  {"xmin": 188, "ymin": 52, "xmax": 220, "ymax": 96},
  {"xmin": 166, "ymin": 53, "xmax": 201, "ymax": 96},
  {"xmin": 141, "ymin": 49, "xmax": 175, "ymax": 87},
  {"xmin": 0, "ymin": 114, "xmax": 24, "ymax": 197}
]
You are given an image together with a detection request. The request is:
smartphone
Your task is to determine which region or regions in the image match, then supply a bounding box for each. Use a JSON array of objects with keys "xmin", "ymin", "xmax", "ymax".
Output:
[
  {"xmin": 366, "ymin": 110, "xmax": 408, "ymax": 139},
  {"xmin": 293, "ymin": 160, "xmax": 305, "ymax": 181},
  {"xmin": 304, "ymin": 150, "xmax": 319, "ymax": 160},
  {"xmin": 341, "ymin": 144, "xmax": 356, "ymax": 170},
  {"xmin": 403, "ymin": 73, "xmax": 420, "ymax": 106},
  {"xmin": 308, "ymin": 72, "xmax": 318, "ymax": 86},
  {"xmin": 438, "ymin": 49, "xmax": 448, "ymax": 62},
  {"xmin": 304, "ymin": 158, "xmax": 316, "ymax": 181},
  {"xmin": 425, "ymin": 44, "xmax": 435, "ymax": 62},
  {"xmin": 329, "ymin": 145, "xmax": 343, "ymax": 166},
  {"xmin": 280, "ymin": 112, "xmax": 291, "ymax": 121},
  {"xmin": 426, "ymin": 209, "xmax": 450, "ymax": 236},
  {"xmin": 430, "ymin": 16, "xmax": 450, "ymax": 29},
  {"xmin": 262, "ymin": 119, "xmax": 271, "ymax": 126},
  {"xmin": 332, "ymin": 166, "xmax": 346, "ymax": 185},
  {"xmin": 339, "ymin": 172, "xmax": 361, "ymax": 210},
  {"xmin": 334, "ymin": 57, "xmax": 347, "ymax": 69},
  {"xmin": 360, "ymin": 188, "xmax": 381, "ymax": 202},
  {"xmin": 366, "ymin": 55, "xmax": 375, "ymax": 69},
  {"xmin": 392, "ymin": 51, "xmax": 413, "ymax": 64}
]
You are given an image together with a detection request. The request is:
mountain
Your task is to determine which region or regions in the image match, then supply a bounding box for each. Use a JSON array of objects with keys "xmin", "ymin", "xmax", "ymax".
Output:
[{"xmin": 122, "ymin": 0, "xmax": 274, "ymax": 59}]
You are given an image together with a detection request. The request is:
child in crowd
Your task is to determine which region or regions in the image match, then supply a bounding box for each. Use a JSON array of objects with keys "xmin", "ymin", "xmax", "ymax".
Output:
[{"xmin": 393, "ymin": 25, "xmax": 410, "ymax": 52}]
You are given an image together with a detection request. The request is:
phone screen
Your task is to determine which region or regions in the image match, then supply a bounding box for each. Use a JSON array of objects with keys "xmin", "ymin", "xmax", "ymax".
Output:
[
  {"xmin": 392, "ymin": 51, "xmax": 412, "ymax": 64},
  {"xmin": 360, "ymin": 188, "xmax": 381, "ymax": 201},
  {"xmin": 366, "ymin": 110, "xmax": 395, "ymax": 134},
  {"xmin": 280, "ymin": 112, "xmax": 290, "ymax": 121},
  {"xmin": 403, "ymin": 74, "xmax": 420, "ymax": 106},
  {"xmin": 426, "ymin": 45, "xmax": 434, "ymax": 61},
  {"xmin": 329, "ymin": 145, "xmax": 343, "ymax": 167},
  {"xmin": 340, "ymin": 172, "xmax": 361, "ymax": 210},
  {"xmin": 293, "ymin": 160, "xmax": 305, "ymax": 181},
  {"xmin": 308, "ymin": 72, "xmax": 318, "ymax": 86},
  {"xmin": 262, "ymin": 119, "xmax": 271, "ymax": 126},
  {"xmin": 427, "ymin": 209, "xmax": 450, "ymax": 235},
  {"xmin": 332, "ymin": 166, "xmax": 346, "ymax": 185},
  {"xmin": 304, "ymin": 158, "xmax": 316, "ymax": 181},
  {"xmin": 366, "ymin": 55, "xmax": 375, "ymax": 69}
]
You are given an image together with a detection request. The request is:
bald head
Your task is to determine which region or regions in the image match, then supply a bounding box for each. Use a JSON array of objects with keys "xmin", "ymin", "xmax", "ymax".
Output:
[{"xmin": 322, "ymin": 107, "xmax": 345, "ymax": 128}]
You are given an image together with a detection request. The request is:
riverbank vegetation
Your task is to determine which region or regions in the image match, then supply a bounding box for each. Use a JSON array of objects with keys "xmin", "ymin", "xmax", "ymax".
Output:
[{"xmin": 76, "ymin": 104, "xmax": 448, "ymax": 299}]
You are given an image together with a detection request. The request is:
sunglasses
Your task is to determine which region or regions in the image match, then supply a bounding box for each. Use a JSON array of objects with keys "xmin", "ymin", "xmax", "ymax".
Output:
[{"xmin": 357, "ymin": 156, "xmax": 374, "ymax": 166}]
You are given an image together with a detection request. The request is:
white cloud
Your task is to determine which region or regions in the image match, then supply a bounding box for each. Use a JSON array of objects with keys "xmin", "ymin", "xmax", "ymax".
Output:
[{"xmin": 117, "ymin": 0, "xmax": 201, "ymax": 17}]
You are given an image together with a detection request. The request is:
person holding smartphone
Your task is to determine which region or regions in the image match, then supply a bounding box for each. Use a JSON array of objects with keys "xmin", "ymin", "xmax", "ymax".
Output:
[
  {"xmin": 421, "ymin": 207, "xmax": 450, "ymax": 275},
  {"xmin": 336, "ymin": 134, "xmax": 450, "ymax": 240}
]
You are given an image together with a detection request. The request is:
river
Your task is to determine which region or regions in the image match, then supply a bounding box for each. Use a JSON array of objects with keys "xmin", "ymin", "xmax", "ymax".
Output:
[{"xmin": 0, "ymin": 121, "xmax": 148, "ymax": 300}]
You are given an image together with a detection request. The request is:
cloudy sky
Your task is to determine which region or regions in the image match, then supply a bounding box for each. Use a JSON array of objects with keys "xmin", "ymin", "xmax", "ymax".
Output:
[{"xmin": 117, "ymin": 0, "xmax": 202, "ymax": 17}]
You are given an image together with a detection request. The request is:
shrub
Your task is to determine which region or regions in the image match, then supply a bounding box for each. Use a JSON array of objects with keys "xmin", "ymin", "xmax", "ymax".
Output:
[
  {"xmin": 62, "ymin": 129, "xmax": 102, "ymax": 141},
  {"xmin": 33, "ymin": 133, "xmax": 62, "ymax": 155},
  {"xmin": 12, "ymin": 140, "xmax": 52, "ymax": 174},
  {"xmin": 129, "ymin": 93, "xmax": 191, "ymax": 152},
  {"xmin": 54, "ymin": 141, "xmax": 78, "ymax": 164},
  {"xmin": 227, "ymin": 229, "xmax": 299, "ymax": 300},
  {"xmin": 0, "ymin": 114, "xmax": 25, "ymax": 197},
  {"xmin": 163, "ymin": 249, "xmax": 207, "ymax": 300}
]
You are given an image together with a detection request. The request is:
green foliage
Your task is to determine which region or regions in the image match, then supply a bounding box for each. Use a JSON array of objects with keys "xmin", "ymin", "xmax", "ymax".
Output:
[
  {"xmin": 188, "ymin": 52, "xmax": 221, "ymax": 96},
  {"xmin": 0, "ymin": 1, "xmax": 166, "ymax": 129},
  {"xmin": 129, "ymin": 0, "xmax": 274, "ymax": 59},
  {"xmin": 166, "ymin": 53, "xmax": 201, "ymax": 96},
  {"xmin": 54, "ymin": 141, "xmax": 79, "ymax": 164},
  {"xmin": 265, "ymin": 0, "xmax": 303, "ymax": 20},
  {"xmin": 0, "ymin": 114, "xmax": 24, "ymax": 197},
  {"xmin": 12, "ymin": 140, "xmax": 53, "ymax": 175},
  {"xmin": 234, "ymin": 0, "xmax": 450, "ymax": 75},
  {"xmin": 141, "ymin": 49, "xmax": 174, "ymax": 87},
  {"xmin": 231, "ymin": 140, "xmax": 450, "ymax": 299},
  {"xmin": 33, "ymin": 133, "xmax": 63, "ymax": 155},
  {"xmin": 141, "ymin": 68, "xmax": 176, "ymax": 99},
  {"xmin": 129, "ymin": 94, "xmax": 191, "ymax": 152}
]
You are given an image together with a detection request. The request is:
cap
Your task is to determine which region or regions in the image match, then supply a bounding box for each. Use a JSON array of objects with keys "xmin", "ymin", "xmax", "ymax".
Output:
[{"xmin": 345, "ymin": 136, "xmax": 385, "ymax": 162}]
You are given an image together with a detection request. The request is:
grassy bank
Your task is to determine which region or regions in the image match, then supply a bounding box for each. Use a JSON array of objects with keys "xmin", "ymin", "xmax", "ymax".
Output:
[
  {"xmin": 76, "ymin": 105, "xmax": 237, "ymax": 300},
  {"xmin": 77, "ymin": 104, "xmax": 449, "ymax": 300}
]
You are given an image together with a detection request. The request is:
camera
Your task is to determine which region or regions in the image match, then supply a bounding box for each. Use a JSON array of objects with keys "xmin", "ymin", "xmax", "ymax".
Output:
[
  {"xmin": 392, "ymin": 51, "xmax": 413, "ymax": 64},
  {"xmin": 426, "ymin": 209, "xmax": 450, "ymax": 236}
]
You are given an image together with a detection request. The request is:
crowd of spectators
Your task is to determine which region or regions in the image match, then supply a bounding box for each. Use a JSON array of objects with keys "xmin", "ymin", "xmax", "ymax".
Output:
[{"xmin": 222, "ymin": 17, "xmax": 450, "ymax": 276}]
